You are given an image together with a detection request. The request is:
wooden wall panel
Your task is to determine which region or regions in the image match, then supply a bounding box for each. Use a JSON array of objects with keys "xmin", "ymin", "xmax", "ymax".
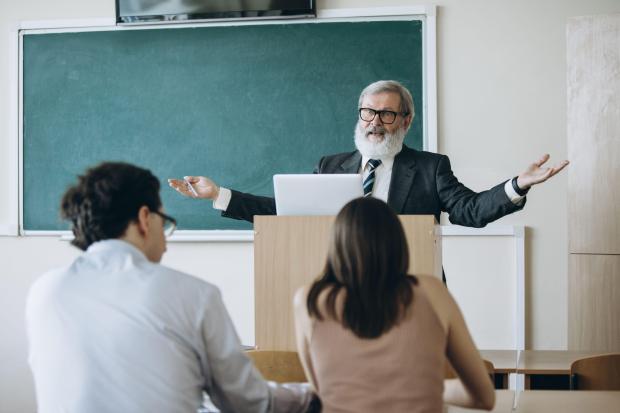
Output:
[
  {"xmin": 567, "ymin": 14, "xmax": 620, "ymax": 254},
  {"xmin": 567, "ymin": 139, "xmax": 620, "ymax": 254},
  {"xmin": 567, "ymin": 14, "xmax": 620, "ymax": 352},
  {"xmin": 568, "ymin": 254, "xmax": 620, "ymax": 351}
]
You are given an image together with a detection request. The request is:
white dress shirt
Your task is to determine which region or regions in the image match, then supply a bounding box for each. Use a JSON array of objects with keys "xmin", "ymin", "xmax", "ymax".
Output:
[
  {"xmin": 26, "ymin": 239, "xmax": 309, "ymax": 413},
  {"xmin": 360, "ymin": 156, "xmax": 393, "ymax": 202}
]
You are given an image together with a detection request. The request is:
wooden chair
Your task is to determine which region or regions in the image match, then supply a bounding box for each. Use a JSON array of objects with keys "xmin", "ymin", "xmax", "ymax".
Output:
[
  {"xmin": 246, "ymin": 350, "xmax": 307, "ymax": 383},
  {"xmin": 570, "ymin": 353, "xmax": 620, "ymax": 390},
  {"xmin": 445, "ymin": 359, "xmax": 495, "ymax": 383}
]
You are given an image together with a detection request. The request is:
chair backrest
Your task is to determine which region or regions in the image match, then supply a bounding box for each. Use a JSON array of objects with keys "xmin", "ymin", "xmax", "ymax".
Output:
[
  {"xmin": 444, "ymin": 359, "xmax": 495, "ymax": 382},
  {"xmin": 570, "ymin": 353, "xmax": 620, "ymax": 390},
  {"xmin": 246, "ymin": 350, "xmax": 307, "ymax": 383}
]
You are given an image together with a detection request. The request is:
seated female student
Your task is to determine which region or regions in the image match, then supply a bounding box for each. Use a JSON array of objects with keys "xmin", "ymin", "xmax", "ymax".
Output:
[{"xmin": 293, "ymin": 197, "xmax": 495, "ymax": 412}]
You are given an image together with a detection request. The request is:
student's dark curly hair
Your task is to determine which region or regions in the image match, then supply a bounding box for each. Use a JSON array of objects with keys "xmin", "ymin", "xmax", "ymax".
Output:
[{"xmin": 60, "ymin": 162, "xmax": 161, "ymax": 251}]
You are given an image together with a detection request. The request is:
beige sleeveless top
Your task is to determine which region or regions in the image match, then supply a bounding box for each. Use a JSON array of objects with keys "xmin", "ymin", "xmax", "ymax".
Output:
[{"xmin": 309, "ymin": 284, "xmax": 447, "ymax": 413}]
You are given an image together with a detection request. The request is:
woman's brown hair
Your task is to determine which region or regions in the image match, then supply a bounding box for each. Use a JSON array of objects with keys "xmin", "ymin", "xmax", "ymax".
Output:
[{"xmin": 306, "ymin": 197, "xmax": 417, "ymax": 338}]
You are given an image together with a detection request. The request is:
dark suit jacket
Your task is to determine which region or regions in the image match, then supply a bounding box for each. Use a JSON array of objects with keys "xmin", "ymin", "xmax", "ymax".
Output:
[{"xmin": 223, "ymin": 145, "xmax": 525, "ymax": 226}]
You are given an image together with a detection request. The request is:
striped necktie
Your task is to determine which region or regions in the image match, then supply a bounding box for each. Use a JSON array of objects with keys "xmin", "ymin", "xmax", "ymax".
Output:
[{"xmin": 363, "ymin": 159, "xmax": 382, "ymax": 197}]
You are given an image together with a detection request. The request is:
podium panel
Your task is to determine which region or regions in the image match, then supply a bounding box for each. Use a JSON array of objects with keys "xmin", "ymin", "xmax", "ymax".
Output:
[{"xmin": 254, "ymin": 215, "xmax": 441, "ymax": 350}]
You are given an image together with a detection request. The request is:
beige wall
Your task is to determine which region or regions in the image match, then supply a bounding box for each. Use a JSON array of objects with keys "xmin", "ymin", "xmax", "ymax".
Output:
[{"xmin": 2, "ymin": 0, "xmax": 620, "ymax": 411}]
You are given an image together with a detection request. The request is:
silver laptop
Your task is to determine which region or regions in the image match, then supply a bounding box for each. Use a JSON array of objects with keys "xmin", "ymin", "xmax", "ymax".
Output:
[{"xmin": 273, "ymin": 174, "xmax": 363, "ymax": 216}]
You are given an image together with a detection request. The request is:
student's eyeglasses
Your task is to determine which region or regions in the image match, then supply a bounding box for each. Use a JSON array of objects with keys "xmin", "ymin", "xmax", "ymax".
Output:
[
  {"xmin": 358, "ymin": 108, "xmax": 408, "ymax": 125},
  {"xmin": 152, "ymin": 210, "xmax": 177, "ymax": 238}
]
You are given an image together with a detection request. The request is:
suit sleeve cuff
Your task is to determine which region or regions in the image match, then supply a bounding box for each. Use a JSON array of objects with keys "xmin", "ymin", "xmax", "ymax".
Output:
[
  {"xmin": 504, "ymin": 180, "xmax": 525, "ymax": 205},
  {"xmin": 213, "ymin": 187, "xmax": 232, "ymax": 211}
]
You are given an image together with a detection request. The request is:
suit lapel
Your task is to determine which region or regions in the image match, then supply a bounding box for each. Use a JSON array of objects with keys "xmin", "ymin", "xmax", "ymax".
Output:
[
  {"xmin": 388, "ymin": 146, "xmax": 418, "ymax": 213},
  {"xmin": 339, "ymin": 151, "xmax": 362, "ymax": 173}
]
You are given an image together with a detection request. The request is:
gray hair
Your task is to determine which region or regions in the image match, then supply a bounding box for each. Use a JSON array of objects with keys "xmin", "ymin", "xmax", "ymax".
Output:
[{"xmin": 358, "ymin": 80, "xmax": 415, "ymax": 118}]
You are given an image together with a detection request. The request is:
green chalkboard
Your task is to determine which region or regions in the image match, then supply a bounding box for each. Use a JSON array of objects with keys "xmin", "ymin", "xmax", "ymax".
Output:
[{"xmin": 22, "ymin": 20, "xmax": 423, "ymax": 231}]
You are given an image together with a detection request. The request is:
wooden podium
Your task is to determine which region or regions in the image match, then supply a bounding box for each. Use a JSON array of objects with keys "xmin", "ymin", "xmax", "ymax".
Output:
[{"xmin": 254, "ymin": 215, "xmax": 441, "ymax": 350}]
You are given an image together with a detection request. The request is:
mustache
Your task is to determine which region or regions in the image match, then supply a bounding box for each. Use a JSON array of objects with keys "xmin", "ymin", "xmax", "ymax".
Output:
[{"xmin": 365, "ymin": 125, "xmax": 387, "ymax": 135}]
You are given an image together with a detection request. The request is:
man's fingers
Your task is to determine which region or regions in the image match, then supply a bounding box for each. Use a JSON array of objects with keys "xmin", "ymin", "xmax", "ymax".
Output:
[
  {"xmin": 173, "ymin": 186, "xmax": 189, "ymax": 196},
  {"xmin": 534, "ymin": 153, "xmax": 550, "ymax": 167},
  {"xmin": 524, "ymin": 157, "xmax": 569, "ymax": 186},
  {"xmin": 184, "ymin": 176, "xmax": 201, "ymax": 185},
  {"xmin": 167, "ymin": 179, "xmax": 193, "ymax": 197},
  {"xmin": 169, "ymin": 176, "xmax": 216, "ymax": 198},
  {"xmin": 543, "ymin": 160, "xmax": 570, "ymax": 180},
  {"xmin": 172, "ymin": 184, "xmax": 189, "ymax": 194},
  {"xmin": 167, "ymin": 179, "xmax": 183, "ymax": 188},
  {"xmin": 540, "ymin": 168, "xmax": 554, "ymax": 181},
  {"xmin": 555, "ymin": 160, "xmax": 570, "ymax": 172}
]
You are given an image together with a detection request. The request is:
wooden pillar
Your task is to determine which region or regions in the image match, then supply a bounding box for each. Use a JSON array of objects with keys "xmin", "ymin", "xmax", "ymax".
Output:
[{"xmin": 567, "ymin": 14, "xmax": 620, "ymax": 351}]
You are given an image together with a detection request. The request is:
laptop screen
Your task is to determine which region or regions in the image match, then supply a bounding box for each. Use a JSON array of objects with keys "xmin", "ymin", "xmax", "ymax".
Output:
[{"xmin": 273, "ymin": 174, "xmax": 363, "ymax": 216}]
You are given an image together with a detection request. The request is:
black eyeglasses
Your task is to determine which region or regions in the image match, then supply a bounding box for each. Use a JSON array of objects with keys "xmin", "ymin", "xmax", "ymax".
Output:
[
  {"xmin": 151, "ymin": 210, "xmax": 177, "ymax": 237},
  {"xmin": 358, "ymin": 108, "xmax": 408, "ymax": 125}
]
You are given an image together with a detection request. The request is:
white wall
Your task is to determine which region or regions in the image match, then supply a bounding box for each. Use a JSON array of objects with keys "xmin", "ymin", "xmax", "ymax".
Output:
[
  {"xmin": 2, "ymin": 0, "xmax": 620, "ymax": 411},
  {"xmin": 443, "ymin": 235, "xmax": 518, "ymax": 350}
]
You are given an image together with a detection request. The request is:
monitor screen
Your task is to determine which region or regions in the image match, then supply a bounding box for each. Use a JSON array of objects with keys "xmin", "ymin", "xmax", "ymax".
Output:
[{"xmin": 117, "ymin": 0, "xmax": 316, "ymax": 24}]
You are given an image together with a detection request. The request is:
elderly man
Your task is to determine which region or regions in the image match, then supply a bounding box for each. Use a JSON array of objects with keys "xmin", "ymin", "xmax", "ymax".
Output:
[
  {"xmin": 169, "ymin": 80, "xmax": 567, "ymax": 227},
  {"xmin": 26, "ymin": 162, "xmax": 313, "ymax": 413}
]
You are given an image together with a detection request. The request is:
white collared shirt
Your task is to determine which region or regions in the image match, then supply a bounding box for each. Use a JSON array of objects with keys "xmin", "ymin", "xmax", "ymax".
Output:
[
  {"xmin": 360, "ymin": 155, "xmax": 394, "ymax": 202},
  {"xmin": 26, "ymin": 239, "xmax": 310, "ymax": 413}
]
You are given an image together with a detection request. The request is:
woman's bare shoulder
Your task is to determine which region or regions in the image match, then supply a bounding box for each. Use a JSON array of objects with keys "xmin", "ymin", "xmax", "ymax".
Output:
[
  {"xmin": 294, "ymin": 284, "xmax": 340, "ymax": 311},
  {"xmin": 414, "ymin": 275, "xmax": 454, "ymax": 332},
  {"xmin": 415, "ymin": 274, "xmax": 447, "ymax": 295},
  {"xmin": 293, "ymin": 285, "xmax": 312, "ymax": 311}
]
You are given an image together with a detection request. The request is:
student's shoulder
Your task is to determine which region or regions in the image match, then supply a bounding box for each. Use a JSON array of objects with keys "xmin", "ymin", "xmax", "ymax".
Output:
[
  {"xmin": 26, "ymin": 266, "xmax": 78, "ymax": 312},
  {"xmin": 293, "ymin": 284, "xmax": 335, "ymax": 315},
  {"xmin": 415, "ymin": 274, "xmax": 446, "ymax": 291},
  {"xmin": 153, "ymin": 263, "xmax": 211, "ymax": 286},
  {"xmin": 414, "ymin": 274, "xmax": 448, "ymax": 299},
  {"xmin": 415, "ymin": 274, "xmax": 458, "ymax": 306},
  {"xmin": 414, "ymin": 275, "xmax": 454, "ymax": 326},
  {"xmin": 153, "ymin": 263, "xmax": 221, "ymax": 298},
  {"xmin": 28, "ymin": 267, "xmax": 70, "ymax": 296},
  {"xmin": 293, "ymin": 284, "xmax": 312, "ymax": 311}
]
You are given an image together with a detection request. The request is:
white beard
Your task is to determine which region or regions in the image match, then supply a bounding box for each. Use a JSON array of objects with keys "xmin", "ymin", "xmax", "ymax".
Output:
[{"xmin": 354, "ymin": 122, "xmax": 406, "ymax": 159}]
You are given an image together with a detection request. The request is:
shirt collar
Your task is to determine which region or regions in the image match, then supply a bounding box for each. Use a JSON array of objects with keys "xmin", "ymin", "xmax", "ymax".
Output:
[
  {"xmin": 86, "ymin": 239, "xmax": 148, "ymax": 262},
  {"xmin": 362, "ymin": 155, "xmax": 395, "ymax": 171}
]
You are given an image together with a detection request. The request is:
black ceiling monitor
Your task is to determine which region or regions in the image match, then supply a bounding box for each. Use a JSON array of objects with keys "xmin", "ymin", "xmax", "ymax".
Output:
[{"xmin": 116, "ymin": 0, "xmax": 316, "ymax": 24}]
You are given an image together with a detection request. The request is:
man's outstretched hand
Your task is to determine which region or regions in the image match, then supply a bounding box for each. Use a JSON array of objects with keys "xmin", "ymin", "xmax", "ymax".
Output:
[
  {"xmin": 517, "ymin": 154, "xmax": 569, "ymax": 190},
  {"xmin": 168, "ymin": 176, "xmax": 220, "ymax": 200}
]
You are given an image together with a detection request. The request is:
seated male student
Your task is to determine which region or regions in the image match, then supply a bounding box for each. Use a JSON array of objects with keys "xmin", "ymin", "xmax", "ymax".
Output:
[{"xmin": 26, "ymin": 162, "xmax": 313, "ymax": 413}]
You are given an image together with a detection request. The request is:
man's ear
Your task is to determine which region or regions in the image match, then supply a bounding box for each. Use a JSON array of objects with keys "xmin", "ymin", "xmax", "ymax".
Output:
[
  {"xmin": 402, "ymin": 113, "xmax": 413, "ymax": 131},
  {"xmin": 135, "ymin": 205, "xmax": 151, "ymax": 237}
]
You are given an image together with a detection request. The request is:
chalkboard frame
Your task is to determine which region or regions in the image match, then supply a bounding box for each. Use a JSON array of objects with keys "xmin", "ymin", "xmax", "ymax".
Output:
[{"xmin": 16, "ymin": 6, "xmax": 437, "ymax": 240}]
